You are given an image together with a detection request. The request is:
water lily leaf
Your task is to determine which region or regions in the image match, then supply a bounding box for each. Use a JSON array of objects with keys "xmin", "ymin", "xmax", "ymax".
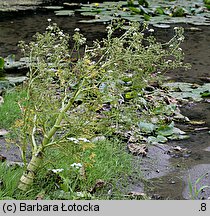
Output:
[
  {"xmin": 121, "ymin": 15, "xmax": 143, "ymax": 22},
  {"xmin": 79, "ymin": 15, "xmax": 113, "ymax": 23},
  {"xmin": 152, "ymin": 23, "xmax": 171, "ymax": 28},
  {"xmin": 153, "ymin": 104, "xmax": 176, "ymax": 116},
  {"xmin": 80, "ymin": 12, "xmax": 98, "ymax": 17},
  {"xmin": 157, "ymin": 122, "xmax": 174, "ymax": 137},
  {"xmin": 138, "ymin": 122, "xmax": 157, "ymax": 134},
  {"xmin": 55, "ymin": 10, "xmax": 74, "ymax": 16},
  {"xmin": 44, "ymin": 6, "xmax": 64, "ymax": 10},
  {"xmin": 162, "ymin": 82, "xmax": 193, "ymax": 91},
  {"xmin": 172, "ymin": 7, "xmax": 188, "ymax": 17}
]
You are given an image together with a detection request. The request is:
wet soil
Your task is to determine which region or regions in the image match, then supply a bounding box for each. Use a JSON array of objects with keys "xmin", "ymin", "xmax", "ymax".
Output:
[{"xmin": 0, "ymin": 10, "xmax": 210, "ymax": 199}]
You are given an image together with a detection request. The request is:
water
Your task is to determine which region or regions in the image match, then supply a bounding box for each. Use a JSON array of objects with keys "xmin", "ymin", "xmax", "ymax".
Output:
[{"xmin": 0, "ymin": 10, "xmax": 210, "ymax": 199}]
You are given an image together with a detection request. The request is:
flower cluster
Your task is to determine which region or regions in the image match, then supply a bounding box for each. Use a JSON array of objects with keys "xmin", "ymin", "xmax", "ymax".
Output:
[
  {"xmin": 70, "ymin": 163, "xmax": 83, "ymax": 169},
  {"xmin": 67, "ymin": 137, "xmax": 90, "ymax": 144}
]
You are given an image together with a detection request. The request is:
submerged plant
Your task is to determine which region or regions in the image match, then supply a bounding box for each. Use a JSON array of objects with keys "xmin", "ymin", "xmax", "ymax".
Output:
[{"xmin": 12, "ymin": 20, "xmax": 188, "ymax": 192}]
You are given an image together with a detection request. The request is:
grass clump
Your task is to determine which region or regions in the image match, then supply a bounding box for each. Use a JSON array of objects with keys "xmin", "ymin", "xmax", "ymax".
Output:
[
  {"xmin": 0, "ymin": 162, "xmax": 23, "ymax": 200},
  {"xmin": 26, "ymin": 139, "xmax": 134, "ymax": 200},
  {"xmin": 0, "ymin": 88, "xmax": 26, "ymax": 130}
]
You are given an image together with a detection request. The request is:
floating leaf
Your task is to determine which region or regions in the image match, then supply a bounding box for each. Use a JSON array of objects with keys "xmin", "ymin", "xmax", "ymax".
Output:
[
  {"xmin": 44, "ymin": 6, "xmax": 64, "ymax": 10},
  {"xmin": 152, "ymin": 23, "xmax": 171, "ymax": 28},
  {"xmin": 80, "ymin": 12, "xmax": 98, "ymax": 17},
  {"xmin": 55, "ymin": 10, "xmax": 74, "ymax": 16}
]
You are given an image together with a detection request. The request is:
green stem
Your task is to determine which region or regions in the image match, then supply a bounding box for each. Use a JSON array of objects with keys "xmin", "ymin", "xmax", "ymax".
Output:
[{"xmin": 18, "ymin": 81, "xmax": 84, "ymax": 192}]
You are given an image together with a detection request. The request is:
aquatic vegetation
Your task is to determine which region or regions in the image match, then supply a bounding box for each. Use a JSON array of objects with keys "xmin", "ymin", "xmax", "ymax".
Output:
[
  {"xmin": 52, "ymin": 0, "xmax": 210, "ymax": 26},
  {"xmin": 163, "ymin": 82, "xmax": 210, "ymax": 102}
]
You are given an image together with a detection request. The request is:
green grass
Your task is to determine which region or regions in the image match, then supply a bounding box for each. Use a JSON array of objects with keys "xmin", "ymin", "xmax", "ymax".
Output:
[
  {"xmin": 0, "ymin": 139, "xmax": 137, "ymax": 200},
  {"xmin": 0, "ymin": 87, "xmax": 26, "ymax": 129},
  {"xmin": 0, "ymin": 162, "xmax": 23, "ymax": 200},
  {"xmin": 17, "ymin": 139, "xmax": 137, "ymax": 200}
]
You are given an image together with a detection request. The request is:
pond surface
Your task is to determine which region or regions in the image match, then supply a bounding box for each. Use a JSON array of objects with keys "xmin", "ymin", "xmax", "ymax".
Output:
[{"xmin": 0, "ymin": 10, "xmax": 210, "ymax": 200}]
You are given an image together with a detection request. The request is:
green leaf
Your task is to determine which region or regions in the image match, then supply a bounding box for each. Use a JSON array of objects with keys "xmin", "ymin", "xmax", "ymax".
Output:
[
  {"xmin": 129, "ymin": 7, "xmax": 142, "ymax": 14},
  {"xmin": 204, "ymin": 0, "xmax": 210, "ymax": 4},
  {"xmin": 138, "ymin": 122, "xmax": 156, "ymax": 134},
  {"xmin": 201, "ymin": 91, "xmax": 210, "ymax": 97},
  {"xmin": 172, "ymin": 7, "xmax": 187, "ymax": 17},
  {"xmin": 55, "ymin": 10, "xmax": 74, "ymax": 16},
  {"xmin": 0, "ymin": 57, "xmax": 4, "ymax": 70},
  {"xmin": 155, "ymin": 7, "xmax": 165, "ymax": 15},
  {"xmin": 144, "ymin": 13, "xmax": 151, "ymax": 21},
  {"xmin": 156, "ymin": 135, "xmax": 168, "ymax": 143},
  {"xmin": 147, "ymin": 135, "xmax": 168, "ymax": 144},
  {"xmin": 124, "ymin": 91, "xmax": 137, "ymax": 100},
  {"xmin": 157, "ymin": 122, "xmax": 174, "ymax": 137}
]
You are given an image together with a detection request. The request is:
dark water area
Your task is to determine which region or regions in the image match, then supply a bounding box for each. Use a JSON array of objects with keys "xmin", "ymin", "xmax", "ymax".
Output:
[
  {"xmin": 0, "ymin": 10, "xmax": 210, "ymax": 199},
  {"xmin": 1, "ymin": 10, "xmax": 210, "ymax": 84},
  {"xmin": 0, "ymin": 10, "xmax": 107, "ymax": 58}
]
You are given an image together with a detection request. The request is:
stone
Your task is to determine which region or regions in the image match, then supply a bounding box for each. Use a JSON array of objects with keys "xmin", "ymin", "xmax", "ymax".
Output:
[{"xmin": 0, "ymin": 129, "xmax": 9, "ymax": 136}]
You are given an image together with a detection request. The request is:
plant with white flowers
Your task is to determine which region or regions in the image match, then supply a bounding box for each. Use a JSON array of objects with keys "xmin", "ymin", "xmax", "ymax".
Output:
[{"xmin": 14, "ymin": 20, "xmax": 188, "ymax": 192}]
